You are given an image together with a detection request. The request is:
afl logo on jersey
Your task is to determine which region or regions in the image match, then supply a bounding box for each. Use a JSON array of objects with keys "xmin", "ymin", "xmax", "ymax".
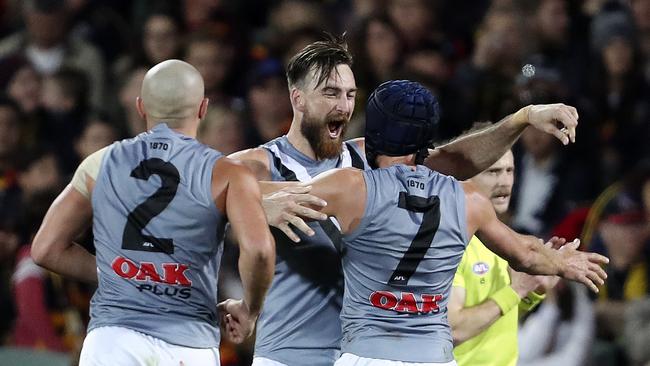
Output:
[{"xmin": 472, "ymin": 262, "xmax": 489, "ymax": 275}]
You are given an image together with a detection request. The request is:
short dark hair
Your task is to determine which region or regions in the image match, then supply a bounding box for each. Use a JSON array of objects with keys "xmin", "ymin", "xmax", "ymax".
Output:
[{"xmin": 286, "ymin": 33, "xmax": 353, "ymax": 89}]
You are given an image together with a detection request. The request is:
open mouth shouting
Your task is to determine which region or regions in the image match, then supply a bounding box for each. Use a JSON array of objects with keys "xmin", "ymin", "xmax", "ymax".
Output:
[{"xmin": 327, "ymin": 119, "xmax": 346, "ymax": 139}]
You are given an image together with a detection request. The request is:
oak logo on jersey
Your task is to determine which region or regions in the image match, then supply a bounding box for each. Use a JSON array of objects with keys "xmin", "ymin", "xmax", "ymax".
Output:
[
  {"xmin": 111, "ymin": 256, "xmax": 192, "ymax": 286},
  {"xmin": 369, "ymin": 291, "xmax": 443, "ymax": 314},
  {"xmin": 472, "ymin": 262, "xmax": 490, "ymax": 275}
]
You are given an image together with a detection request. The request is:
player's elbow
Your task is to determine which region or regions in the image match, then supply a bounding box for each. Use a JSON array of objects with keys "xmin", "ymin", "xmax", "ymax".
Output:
[
  {"xmin": 31, "ymin": 237, "xmax": 55, "ymax": 268},
  {"xmin": 241, "ymin": 237, "xmax": 276, "ymax": 269}
]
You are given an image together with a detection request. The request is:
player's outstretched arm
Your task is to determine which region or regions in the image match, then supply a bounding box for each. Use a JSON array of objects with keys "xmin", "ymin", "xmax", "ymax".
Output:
[
  {"xmin": 463, "ymin": 181, "xmax": 609, "ymax": 293},
  {"xmin": 31, "ymin": 184, "xmax": 97, "ymax": 283},
  {"xmin": 425, "ymin": 104, "xmax": 579, "ymax": 180},
  {"xmin": 216, "ymin": 158, "xmax": 275, "ymax": 343},
  {"xmin": 229, "ymin": 148, "xmax": 327, "ymax": 242}
]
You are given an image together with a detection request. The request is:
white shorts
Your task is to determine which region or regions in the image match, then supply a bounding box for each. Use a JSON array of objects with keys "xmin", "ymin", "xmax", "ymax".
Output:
[
  {"xmin": 251, "ymin": 357, "xmax": 289, "ymax": 366},
  {"xmin": 335, "ymin": 353, "xmax": 458, "ymax": 366},
  {"xmin": 79, "ymin": 326, "xmax": 220, "ymax": 366}
]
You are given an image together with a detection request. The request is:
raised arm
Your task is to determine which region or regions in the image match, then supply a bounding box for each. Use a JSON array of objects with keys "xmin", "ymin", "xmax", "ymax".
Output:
[
  {"xmin": 426, "ymin": 104, "xmax": 578, "ymax": 180},
  {"xmin": 462, "ymin": 181, "xmax": 608, "ymax": 292}
]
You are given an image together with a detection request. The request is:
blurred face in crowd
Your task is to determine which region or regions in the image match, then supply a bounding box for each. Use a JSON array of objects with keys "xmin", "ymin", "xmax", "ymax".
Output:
[
  {"xmin": 366, "ymin": 19, "xmax": 401, "ymax": 73},
  {"xmin": 19, "ymin": 153, "xmax": 62, "ymax": 196},
  {"xmin": 41, "ymin": 76, "xmax": 74, "ymax": 112},
  {"xmin": 143, "ymin": 15, "xmax": 181, "ymax": 64},
  {"xmin": 0, "ymin": 106, "xmax": 20, "ymax": 158},
  {"xmin": 271, "ymin": 0, "xmax": 322, "ymax": 34},
  {"xmin": 297, "ymin": 65, "xmax": 356, "ymax": 159},
  {"xmin": 25, "ymin": 7, "xmax": 67, "ymax": 48},
  {"xmin": 7, "ymin": 65, "xmax": 42, "ymax": 113},
  {"xmin": 536, "ymin": 0, "xmax": 569, "ymax": 45},
  {"xmin": 198, "ymin": 107, "xmax": 245, "ymax": 155},
  {"xmin": 632, "ymin": 0, "xmax": 650, "ymax": 31},
  {"xmin": 388, "ymin": 0, "xmax": 431, "ymax": 44},
  {"xmin": 249, "ymin": 76, "xmax": 292, "ymax": 123},
  {"xmin": 120, "ymin": 67, "xmax": 147, "ymax": 136},
  {"xmin": 405, "ymin": 49, "xmax": 448, "ymax": 86},
  {"xmin": 185, "ymin": 40, "xmax": 232, "ymax": 93},
  {"xmin": 469, "ymin": 151, "xmax": 515, "ymax": 214},
  {"xmin": 75, "ymin": 120, "xmax": 117, "ymax": 160},
  {"xmin": 603, "ymin": 38, "xmax": 634, "ymax": 78}
]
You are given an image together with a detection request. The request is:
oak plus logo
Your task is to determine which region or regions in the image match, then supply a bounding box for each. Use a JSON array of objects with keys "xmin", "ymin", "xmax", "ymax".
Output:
[{"xmin": 111, "ymin": 256, "xmax": 193, "ymax": 299}]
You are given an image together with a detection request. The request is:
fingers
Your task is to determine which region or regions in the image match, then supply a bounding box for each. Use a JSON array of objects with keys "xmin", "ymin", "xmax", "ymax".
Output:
[
  {"xmin": 283, "ymin": 212, "xmax": 315, "ymax": 237},
  {"xmin": 278, "ymin": 222, "xmax": 301, "ymax": 243},
  {"xmin": 280, "ymin": 185, "xmax": 312, "ymax": 194},
  {"xmin": 588, "ymin": 252, "xmax": 610, "ymax": 265},
  {"xmin": 549, "ymin": 125, "xmax": 570, "ymax": 145},
  {"xmin": 579, "ymin": 274, "xmax": 600, "ymax": 293},
  {"xmin": 292, "ymin": 193, "xmax": 328, "ymax": 209},
  {"xmin": 545, "ymin": 236, "xmax": 567, "ymax": 250},
  {"xmin": 560, "ymin": 239, "xmax": 580, "ymax": 251},
  {"xmin": 554, "ymin": 106, "xmax": 578, "ymax": 144},
  {"xmin": 589, "ymin": 262, "xmax": 608, "ymax": 283},
  {"xmin": 295, "ymin": 205, "xmax": 328, "ymax": 221}
]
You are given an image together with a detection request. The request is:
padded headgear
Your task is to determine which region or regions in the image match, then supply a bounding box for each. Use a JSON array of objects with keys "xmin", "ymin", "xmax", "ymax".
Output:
[{"xmin": 365, "ymin": 80, "xmax": 439, "ymax": 167}]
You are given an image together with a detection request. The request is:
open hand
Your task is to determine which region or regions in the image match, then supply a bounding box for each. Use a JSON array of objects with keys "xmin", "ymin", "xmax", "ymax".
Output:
[{"xmin": 263, "ymin": 185, "xmax": 327, "ymax": 242}]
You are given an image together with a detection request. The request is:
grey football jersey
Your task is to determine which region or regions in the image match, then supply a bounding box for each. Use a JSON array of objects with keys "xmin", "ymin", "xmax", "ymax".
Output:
[
  {"xmin": 254, "ymin": 136, "xmax": 368, "ymax": 365},
  {"xmin": 341, "ymin": 164, "xmax": 469, "ymax": 363},
  {"xmin": 89, "ymin": 123, "xmax": 227, "ymax": 348}
]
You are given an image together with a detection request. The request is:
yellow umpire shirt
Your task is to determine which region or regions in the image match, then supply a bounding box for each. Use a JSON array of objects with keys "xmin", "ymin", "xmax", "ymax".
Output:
[{"xmin": 452, "ymin": 236, "xmax": 544, "ymax": 366}]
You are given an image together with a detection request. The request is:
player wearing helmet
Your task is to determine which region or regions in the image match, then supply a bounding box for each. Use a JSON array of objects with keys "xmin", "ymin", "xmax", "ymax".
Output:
[{"xmin": 258, "ymin": 80, "xmax": 608, "ymax": 366}]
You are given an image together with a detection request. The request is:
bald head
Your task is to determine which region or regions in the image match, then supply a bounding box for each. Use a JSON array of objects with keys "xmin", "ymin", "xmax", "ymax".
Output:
[{"xmin": 139, "ymin": 60, "xmax": 206, "ymax": 128}]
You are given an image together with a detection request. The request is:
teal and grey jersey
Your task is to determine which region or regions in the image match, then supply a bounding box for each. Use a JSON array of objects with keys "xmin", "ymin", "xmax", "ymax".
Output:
[
  {"xmin": 255, "ymin": 136, "xmax": 368, "ymax": 365},
  {"xmin": 89, "ymin": 123, "xmax": 227, "ymax": 348},
  {"xmin": 341, "ymin": 165, "xmax": 469, "ymax": 363}
]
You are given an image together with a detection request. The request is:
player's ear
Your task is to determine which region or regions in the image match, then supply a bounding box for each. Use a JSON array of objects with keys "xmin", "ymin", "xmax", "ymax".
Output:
[
  {"xmin": 198, "ymin": 98, "xmax": 209, "ymax": 119},
  {"xmin": 136, "ymin": 97, "xmax": 146, "ymax": 119},
  {"xmin": 290, "ymin": 87, "xmax": 305, "ymax": 113}
]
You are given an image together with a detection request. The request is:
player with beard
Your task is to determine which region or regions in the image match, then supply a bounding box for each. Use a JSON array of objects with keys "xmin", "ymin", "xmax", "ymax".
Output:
[
  {"xmin": 251, "ymin": 80, "xmax": 606, "ymax": 366},
  {"xmin": 227, "ymin": 35, "xmax": 581, "ymax": 366},
  {"xmin": 448, "ymin": 149, "xmax": 559, "ymax": 366}
]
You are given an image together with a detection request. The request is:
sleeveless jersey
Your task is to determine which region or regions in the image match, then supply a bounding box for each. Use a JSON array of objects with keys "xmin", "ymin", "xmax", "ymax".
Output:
[
  {"xmin": 89, "ymin": 123, "xmax": 227, "ymax": 348},
  {"xmin": 341, "ymin": 164, "xmax": 468, "ymax": 363},
  {"xmin": 254, "ymin": 136, "xmax": 368, "ymax": 366}
]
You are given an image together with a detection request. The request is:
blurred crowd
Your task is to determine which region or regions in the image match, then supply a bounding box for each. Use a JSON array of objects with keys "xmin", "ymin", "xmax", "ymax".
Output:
[{"xmin": 0, "ymin": 0, "xmax": 648, "ymax": 365}]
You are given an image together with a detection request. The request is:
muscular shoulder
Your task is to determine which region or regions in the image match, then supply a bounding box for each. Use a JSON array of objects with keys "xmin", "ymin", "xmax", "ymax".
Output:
[
  {"xmin": 228, "ymin": 147, "xmax": 271, "ymax": 180},
  {"xmin": 70, "ymin": 146, "xmax": 111, "ymax": 198}
]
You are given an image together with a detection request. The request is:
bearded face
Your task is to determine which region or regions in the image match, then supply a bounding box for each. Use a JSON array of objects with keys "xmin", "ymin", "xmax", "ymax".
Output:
[{"xmin": 300, "ymin": 108, "xmax": 349, "ymax": 160}]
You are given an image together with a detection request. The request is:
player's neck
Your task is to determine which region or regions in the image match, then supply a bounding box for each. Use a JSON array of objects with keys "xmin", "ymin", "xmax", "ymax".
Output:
[
  {"xmin": 286, "ymin": 121, "xmax": 318, "ymax": 160},
  {"xmin": 148, "ymin": 120, "xmax": 198, "ymax": 139}
]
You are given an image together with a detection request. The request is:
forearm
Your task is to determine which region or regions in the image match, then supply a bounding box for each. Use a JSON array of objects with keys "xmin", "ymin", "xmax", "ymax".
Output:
[
  {"xmin": 508, "ymin": 235, "xmax": 561, "ymax": 276},
  {"xmin": 32, "ymin": 242, "xmax": 97, "ymax": 283},
  {"xmin": 451, "ymin": 296, "xmax": 508, "ymax": 344},
  {"xmin": 427, "ymin": 108, "xmax": 529, "ymax": 179},
  {"xmin": 238, "ymin": 244, "xmax": 275, "ymax": 317}
]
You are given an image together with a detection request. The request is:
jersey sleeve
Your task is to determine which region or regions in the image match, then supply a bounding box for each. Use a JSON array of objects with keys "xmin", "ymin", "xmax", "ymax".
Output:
[{"xmin": 70, "ymin": 146, "xmax": 109, "ymax": 198}]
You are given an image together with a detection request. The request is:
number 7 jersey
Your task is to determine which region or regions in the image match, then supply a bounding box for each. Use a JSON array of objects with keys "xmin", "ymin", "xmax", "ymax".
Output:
[
  {"xmin": 78, "ymin": 123, "xmax": 227, "ymax": 348},
  {"xmin": 341, "ymin": 164, "xmax": 469, "ymax": 363}
]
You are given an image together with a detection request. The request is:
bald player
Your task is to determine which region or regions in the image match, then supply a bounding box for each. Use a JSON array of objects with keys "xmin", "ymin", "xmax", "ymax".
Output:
[
  {"xmin": 31, "ymin": 60, "xmax": 276, "ymax": 365},
  {"xmin": 255, "ymin": 80, "xmax": 607, "ymax": 365}
]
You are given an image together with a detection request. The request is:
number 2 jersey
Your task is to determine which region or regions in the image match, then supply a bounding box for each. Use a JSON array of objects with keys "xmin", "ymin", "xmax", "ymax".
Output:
[
  {"xmin": 341, "ymin": 164, "xmax": 469, "ymax": 363},
  {"xmin": 71, "ymin": 123, "xmax": 227, "ymax": 348}
]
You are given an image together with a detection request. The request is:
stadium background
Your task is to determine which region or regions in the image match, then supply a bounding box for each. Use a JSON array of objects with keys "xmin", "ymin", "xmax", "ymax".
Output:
[{"xmin": 0, "ymin": 0, "xmax": 648, "ymax": 365}]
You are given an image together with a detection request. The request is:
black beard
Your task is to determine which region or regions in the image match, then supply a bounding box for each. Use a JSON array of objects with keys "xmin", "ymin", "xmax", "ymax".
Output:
[{"xmin": 300, "ymin": 111, "xmax": 347, "ymax": 160}]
